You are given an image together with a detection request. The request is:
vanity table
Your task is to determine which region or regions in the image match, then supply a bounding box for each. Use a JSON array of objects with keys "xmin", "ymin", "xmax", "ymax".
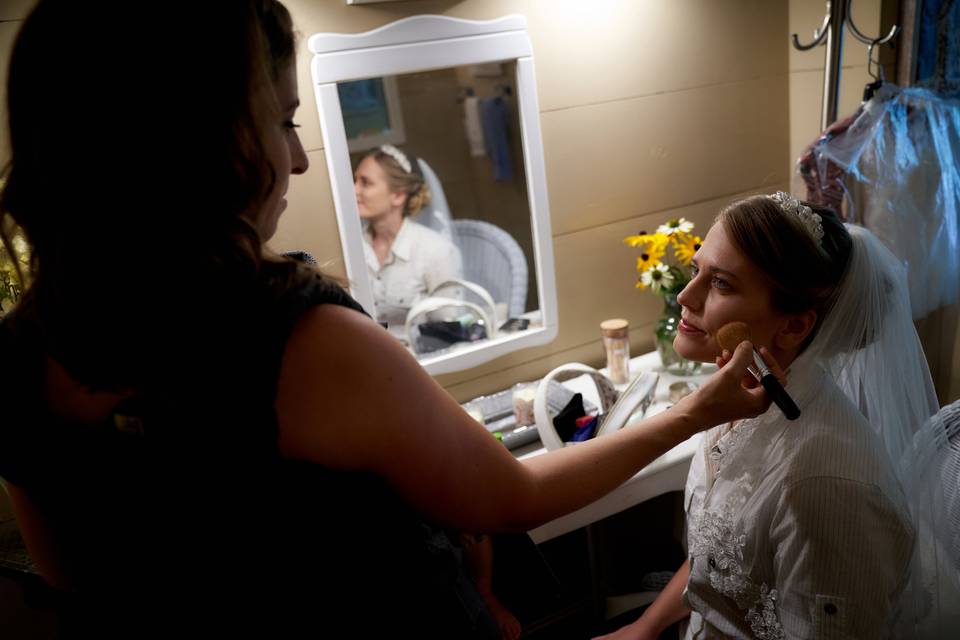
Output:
[{"xmin": 512, "ymin": 350, "xmax": 715, "ymax": 543}]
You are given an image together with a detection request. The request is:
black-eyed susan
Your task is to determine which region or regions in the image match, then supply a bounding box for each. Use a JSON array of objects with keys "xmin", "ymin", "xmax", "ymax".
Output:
[
  {"xmin": 672, "ymin": 231, "xmax": 702, "ymax": 266},
  {"xmin": 625, "ymin": 219, "xmax": 696, "ymax": 296},
  {"xmin": 635, "ymin": 239, "xmax": 666, "ymax": 273},
  {"xmin": 623, "ymin": 231, "xmax": 648, "ymax": 248}
]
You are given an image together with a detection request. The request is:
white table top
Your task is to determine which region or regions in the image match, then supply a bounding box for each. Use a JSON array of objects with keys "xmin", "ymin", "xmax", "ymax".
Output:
[{"xmin": 517, "ymin": 350, "xmax": 715, "ymax": 543}]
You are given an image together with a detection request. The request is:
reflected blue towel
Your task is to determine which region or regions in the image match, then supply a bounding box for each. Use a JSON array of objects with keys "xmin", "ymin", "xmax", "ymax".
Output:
[{"xmin": 481, "ymin": 97, "xmax": 513, "ymax": 182}]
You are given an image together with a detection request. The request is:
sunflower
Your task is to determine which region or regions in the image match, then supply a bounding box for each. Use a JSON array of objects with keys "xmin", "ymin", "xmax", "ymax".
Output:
[
  {"xmin": 639, "ymin": 263, "xmax": 674, "ymax": 293},
  {"xmin": 672, "ymin": 231, "xmax": 702, "ymax": 266},
  {"xmin": 656, "ymin": 217, "xmax": 694, "ymax": 236}
]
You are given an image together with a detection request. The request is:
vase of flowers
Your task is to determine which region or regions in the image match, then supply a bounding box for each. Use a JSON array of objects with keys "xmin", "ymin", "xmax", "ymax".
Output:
[{"xmin": 625, "ymin": 217, "xmax": 702, "ymax": 376}]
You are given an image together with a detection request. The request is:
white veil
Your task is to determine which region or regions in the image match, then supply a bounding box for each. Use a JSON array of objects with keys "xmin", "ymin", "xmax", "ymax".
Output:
[{"xmin": 800, "ymin": 223, "xmax": 957, "ymax": 636}]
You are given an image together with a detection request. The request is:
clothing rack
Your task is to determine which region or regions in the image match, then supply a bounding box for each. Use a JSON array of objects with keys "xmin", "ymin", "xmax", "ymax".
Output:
[{"xmin": 792, "ymin": 0, "xmax": 900, "ymax": 129}]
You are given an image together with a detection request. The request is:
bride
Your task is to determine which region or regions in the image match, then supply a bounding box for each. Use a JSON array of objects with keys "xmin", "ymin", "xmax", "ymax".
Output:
[{"xmin": 598, "ymin": 192, "xmax": 957, "ymax": 639}]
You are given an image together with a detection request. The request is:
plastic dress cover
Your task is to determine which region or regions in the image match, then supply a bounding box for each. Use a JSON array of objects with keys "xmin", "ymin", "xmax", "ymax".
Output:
[
  {"xmin": 803, "ymin": 84, "xmax": 960, "ymax": 319},
  {"xmin": 806, "ymin": 225, "xmax": 959, "ymax": 636}
]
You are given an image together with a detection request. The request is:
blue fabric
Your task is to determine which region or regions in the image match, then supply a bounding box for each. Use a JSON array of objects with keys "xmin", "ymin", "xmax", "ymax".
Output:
[
  {"xmin": 480, "ymin": 97, "xmax": 513, "ymax": 182},
  {"xmin": 917, "ymin": 0, "xmax": 960, "ymax": 94}
]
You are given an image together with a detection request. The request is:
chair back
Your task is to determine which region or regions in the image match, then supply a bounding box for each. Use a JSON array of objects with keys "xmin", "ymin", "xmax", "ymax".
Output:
[{"xmin": 451, "ymin": 218, "xmax": 528, "ymax": 319}]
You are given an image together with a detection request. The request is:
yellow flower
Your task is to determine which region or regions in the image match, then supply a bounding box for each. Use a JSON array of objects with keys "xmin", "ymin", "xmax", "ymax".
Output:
[
  {"xmin": 672, "ymin": 232, "xmax": 702, "ymax": 266},
  {"xmin": 624, "ymin": 233, "xmax": 655, "ymax": 249},
  {"xmin": 626, "ymin": 231, "xmax": 668, "ymax": 254},
  {"xmin": 630, "ymin": 235, "xmax": 666, "ymax": 274},
  {"xmin": 626, "ymin": 220, "xmax": 696, "ymax": 294}
]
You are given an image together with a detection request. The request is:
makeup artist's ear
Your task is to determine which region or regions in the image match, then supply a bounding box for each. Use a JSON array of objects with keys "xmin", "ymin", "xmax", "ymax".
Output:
[{"xmin": 773, "ymin": 310, "xmax": 817, "ymax": 351}]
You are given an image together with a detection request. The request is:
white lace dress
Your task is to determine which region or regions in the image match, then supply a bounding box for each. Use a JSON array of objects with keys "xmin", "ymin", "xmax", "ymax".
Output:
[{"xmin": 682, "ymin": 358, "xmax": 914, "ymax": 639}]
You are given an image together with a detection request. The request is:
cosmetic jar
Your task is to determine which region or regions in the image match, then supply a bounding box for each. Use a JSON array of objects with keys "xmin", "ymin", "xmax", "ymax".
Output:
[
  {"xmin": 511, "ymin": 382, "xmax": 537, "ymax": 426},
  {"xmin": 600, "ymin": 318, "xmax": 630, "ymax": 384}
]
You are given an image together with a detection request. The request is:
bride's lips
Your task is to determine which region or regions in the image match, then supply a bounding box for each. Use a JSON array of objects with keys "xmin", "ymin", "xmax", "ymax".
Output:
[{"xmin": 679, "ymin": 318, "xmax": 705, "ymax": 335}]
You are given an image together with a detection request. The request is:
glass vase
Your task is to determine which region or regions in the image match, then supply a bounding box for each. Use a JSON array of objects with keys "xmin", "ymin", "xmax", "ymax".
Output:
[{"xmin": 654, "ymin": 293, "xmax": 701, "ymax": 376}]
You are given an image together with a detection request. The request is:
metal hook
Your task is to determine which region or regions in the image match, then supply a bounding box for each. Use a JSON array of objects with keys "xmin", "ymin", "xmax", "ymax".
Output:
[
  {"xmin": 792, "ymin": 10, "xmax": 832, "ymax": 51},
  {"xmin": 845, "ymin": 0, "xmax": 900, "ymax": 46},
  {"xmin": 790, "ymin": 0, "xmax": 900, "ymax": 127},
  {"xmin": 867, "ymin": 42, "xmax": 883, "ymax": 81},
  {"xmin": 866, "ymin": 41, "xmax": 881, "ymax": 82}
]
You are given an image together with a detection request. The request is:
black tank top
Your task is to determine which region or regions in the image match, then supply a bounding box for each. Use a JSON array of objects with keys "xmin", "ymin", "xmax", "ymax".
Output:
[{"xmin": 0, "ymin": 269, "xmax": 496, "ymax": 638}]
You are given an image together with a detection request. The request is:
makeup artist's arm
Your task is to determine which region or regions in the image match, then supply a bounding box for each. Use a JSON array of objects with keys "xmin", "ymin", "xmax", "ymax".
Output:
[{"xmin": 275, "ymin": 305, "xmax": 769, "ymax": 533}]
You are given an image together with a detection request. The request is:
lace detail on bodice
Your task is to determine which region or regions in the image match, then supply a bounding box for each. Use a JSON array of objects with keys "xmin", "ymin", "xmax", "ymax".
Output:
[
  {"xmin": 707, "ymin": 419, "xmax": 755, "ymax": 475},
  {"xmin": 690, "ymin": 493, "xmax": 755, "ymax": 607},
  {"xmin": 746, "ymin": 584, "xmax": 786, "ymax": 640},
  {"xmin": 689, "ymin": 458, "xmax": 786, "ymax": 639}
]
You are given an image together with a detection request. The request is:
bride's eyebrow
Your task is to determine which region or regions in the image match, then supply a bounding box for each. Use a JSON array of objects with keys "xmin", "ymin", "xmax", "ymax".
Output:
[{"xmin": 691, "ymin": 258, "xmax": 740, "ymax": 281}]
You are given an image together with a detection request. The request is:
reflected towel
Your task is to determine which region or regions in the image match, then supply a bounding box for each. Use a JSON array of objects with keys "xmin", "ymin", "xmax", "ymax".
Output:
[
  {"xmin": 463, "ymin": 96, "xmax": 485, "ymax": 157},
  {"xmin": 481, "ymin": 96, "xmax": 513, "ymax": 182}
]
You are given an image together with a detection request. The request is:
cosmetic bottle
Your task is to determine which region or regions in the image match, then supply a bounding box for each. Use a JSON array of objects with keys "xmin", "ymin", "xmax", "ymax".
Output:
[{"xmin": 601, "ymin": 318, "xmax": 630, "ymax": 384}]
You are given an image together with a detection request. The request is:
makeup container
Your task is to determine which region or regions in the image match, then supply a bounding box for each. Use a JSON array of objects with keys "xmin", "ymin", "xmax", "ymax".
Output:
[
  {"xmin": 511, "ymin": 382, "xmax": 537, "ymax": 426},
  {"xmin": 601, "ymin": 319, "xmax": 630, "ymax": 384}
]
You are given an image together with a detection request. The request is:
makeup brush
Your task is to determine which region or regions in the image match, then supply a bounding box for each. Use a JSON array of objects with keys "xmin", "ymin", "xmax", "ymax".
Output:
[{"xmin": 716, "ymin": 321, "xmax": 801, "ymax": 421}]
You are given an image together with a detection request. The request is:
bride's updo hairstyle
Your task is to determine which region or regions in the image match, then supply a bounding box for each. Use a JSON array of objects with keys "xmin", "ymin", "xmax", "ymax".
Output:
[
  {"xmin": 365, "ymin": 146, "xmax": 432, "ymax": 218},
  {"xmin": 717, "ymin": 194, "xmax": 853, "ymax": 348}
]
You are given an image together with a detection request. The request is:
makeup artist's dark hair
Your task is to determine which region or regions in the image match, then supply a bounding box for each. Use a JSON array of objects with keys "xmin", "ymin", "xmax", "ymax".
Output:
[
  {"xmin": 0, "ymin": 0, "xmax": 305, "ymax": 391},
  {"xmin": 258, "ymin": 0, "xmax": 296, "ymax": 81},
  {"xmin": 717, "ymin": 195, "xmax": 852, "ymax": 341}
]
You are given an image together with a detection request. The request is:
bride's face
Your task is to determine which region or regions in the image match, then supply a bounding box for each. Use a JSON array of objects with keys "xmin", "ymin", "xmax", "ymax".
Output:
[{"xmin": 675, "ymin": 222, "xmax": 791, "ymax": 363}]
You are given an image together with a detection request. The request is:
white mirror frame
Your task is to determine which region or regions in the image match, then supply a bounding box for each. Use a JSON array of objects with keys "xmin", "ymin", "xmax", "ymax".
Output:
[{"xmin": 309, "ymin": 14, "xmax": 558, "ymax": 375}]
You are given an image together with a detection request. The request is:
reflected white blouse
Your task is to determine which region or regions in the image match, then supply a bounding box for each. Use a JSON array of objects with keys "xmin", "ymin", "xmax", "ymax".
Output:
[
  {"xmin": 682, "ymin": 358, "xmax": 914, "ymax": 639},
  {"xmin": 363, "ymin": 218, "xmax": 463, "ymax": 328}
]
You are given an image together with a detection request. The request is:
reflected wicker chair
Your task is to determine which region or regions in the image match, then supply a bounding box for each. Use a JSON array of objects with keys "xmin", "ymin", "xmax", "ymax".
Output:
[{"xmin": 451, "ymin": 218, "xmax": 528, "ymax": 320}]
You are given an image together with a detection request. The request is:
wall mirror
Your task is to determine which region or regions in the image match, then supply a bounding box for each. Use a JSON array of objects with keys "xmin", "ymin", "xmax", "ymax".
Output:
[{"xmin": 309, "ymin": 15, "xmax": 558, "ymax": 375}]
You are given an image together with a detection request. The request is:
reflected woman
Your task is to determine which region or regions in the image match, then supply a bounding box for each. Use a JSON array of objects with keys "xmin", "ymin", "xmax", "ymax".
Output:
[{"xmin": 354, "ymin": 144, "xmax": 462, "ymax": 330}]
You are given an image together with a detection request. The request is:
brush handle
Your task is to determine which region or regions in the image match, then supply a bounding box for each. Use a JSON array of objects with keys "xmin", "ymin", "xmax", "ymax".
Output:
[{"xmin": 760, "ymin": 373, "xmax": 801, "ymax": 420}]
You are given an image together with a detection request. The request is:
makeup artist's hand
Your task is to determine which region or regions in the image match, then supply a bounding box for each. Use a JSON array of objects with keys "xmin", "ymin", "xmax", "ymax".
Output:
[
  {"xmin": 677, "ymin": 341, "xmax": 782, "ymax": 429},
  {"xmin": 716, "ymin": 342, "xmax": 786, "ymax": 390}
]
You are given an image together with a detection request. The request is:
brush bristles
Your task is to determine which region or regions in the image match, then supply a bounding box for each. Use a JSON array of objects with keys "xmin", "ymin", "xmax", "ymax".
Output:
[{"xmin": 716, "ymin": 321, "xmax": 751, "ymax": 352}]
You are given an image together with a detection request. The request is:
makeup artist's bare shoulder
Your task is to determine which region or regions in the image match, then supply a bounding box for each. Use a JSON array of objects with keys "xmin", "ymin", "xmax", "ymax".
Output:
[
  {"xmin": 280, "ymin": 303, "xmax": 399, "ymax": 381},
  {"xmin": 274, "ymin": 302, "xmax": 428, "ymax": 466}
]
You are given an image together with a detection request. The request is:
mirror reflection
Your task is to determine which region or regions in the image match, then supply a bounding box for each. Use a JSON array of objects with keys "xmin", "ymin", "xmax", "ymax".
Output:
[{"xmin": 339, "ymin": 61, "xmax": 541, "ymax": 358}]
